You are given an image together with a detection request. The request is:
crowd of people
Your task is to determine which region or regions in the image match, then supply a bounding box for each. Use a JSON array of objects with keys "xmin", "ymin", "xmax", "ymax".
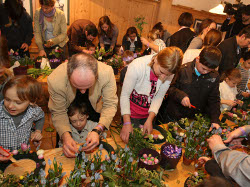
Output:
[{"xmin": 0, "ymin": 0, "xmax": 250, "ymax": 185}]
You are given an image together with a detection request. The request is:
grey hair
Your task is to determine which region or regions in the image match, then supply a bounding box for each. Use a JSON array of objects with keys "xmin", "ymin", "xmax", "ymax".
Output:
[{"xmin": 67, "ymin": 53, "xmax": 98, "ymax": 78}]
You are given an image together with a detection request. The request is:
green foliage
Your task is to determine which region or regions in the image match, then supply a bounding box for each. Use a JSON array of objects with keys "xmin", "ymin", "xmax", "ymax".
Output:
[
  {"xmin": 134, "ymin": 16, "xmax": 147, "ymax": 37},
  {"xmin": 186, "ymin": 170, "xmax": 206, "ymax": 186},
  {"xmin": 27, "ymin": 66, "xmax": 54, "ymax": 78},
  {"xmin": 106, "ymin": 55, "xmax": 123, "ymax": 69}
]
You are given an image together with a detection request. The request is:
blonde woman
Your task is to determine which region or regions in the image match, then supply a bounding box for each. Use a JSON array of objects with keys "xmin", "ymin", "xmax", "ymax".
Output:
[{"xmin": 120, "ymin": 47, "xmax": 183, "ymax": 143}]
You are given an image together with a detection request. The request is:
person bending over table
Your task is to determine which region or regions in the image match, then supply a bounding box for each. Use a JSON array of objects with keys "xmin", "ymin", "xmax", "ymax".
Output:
[
  {"xmin": 199, "ymin": 125, "xmax": 250, "ymax": 186},
  {"xmin": 47, "ymin": 53, "xmax": 118, "ymax": 157},
  {"xmin": 156, "ymin": 46, "xmax": 222, "ymax": 130},
  {"xmin": 120, "ymin": 47, "xmax": 183, "ymax": 144},
  {"xmin": 34, "ymin": 0, "xmax": 68, "ymax": 57}
]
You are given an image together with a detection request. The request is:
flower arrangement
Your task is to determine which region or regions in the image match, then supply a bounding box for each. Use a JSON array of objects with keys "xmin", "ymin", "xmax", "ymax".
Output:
[
  {"xmin": 185, "ymin": 170, "xmax": 206, "ymax": 187},
  {"xmin": 106, "ymin": 54, "xmax": 123, "ymax": 69},
  {"xmin": 162, "ymin": 144, "xmax": 182, "ymax": 159},
  {"xmin": 27, "ymin": 66, "xmax": 54, "ymax": 78},
  {"xmin": 9, "ymin": 49, "xmax": 34, "ymax": 67},
  {"xmin": 94, "ymin": 47, "xmax": 111, "ymax": 61},
  {"xmin": 65, "ymin": 143, "xmax": 165, "ymax": 187},
  {"xmin": 134, "ymin": 16, "xmax": 147, "ymax": 37},
  {"xmin": 48, "ymin": 47, "xmax": 63, "ymax": 60},
  {"xmin": 221, "ymin": 108, "xmax": 250, "ymax": 127}
]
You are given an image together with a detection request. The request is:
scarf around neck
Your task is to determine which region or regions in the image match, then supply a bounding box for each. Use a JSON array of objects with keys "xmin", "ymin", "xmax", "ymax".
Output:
[{"xmin": 39, "ymin": 7, "xmax": 56, "ymax": 30}]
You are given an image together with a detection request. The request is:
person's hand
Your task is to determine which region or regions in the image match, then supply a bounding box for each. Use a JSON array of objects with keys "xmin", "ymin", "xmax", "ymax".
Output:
[
  {"xmin": 0, "ymin": 148, "xmax": 11, "ymax": 161},
  {"xmin": 207, "ymin": 135, "xmax": 225, "ymax": 151},
  {"xmin": 209, "ymin": 123, "xmax": 221, "ymax": 131},
  {"xmin": 224, "ymin": 127, "xmax": 245, "ymax": 144},
  {"xmin": 82, "ymin": 131, "xmax": 100, "ymax": 152},
  {"xmin": 141, "ymin": 37, "xmax": 149, "ymax": 46},
  {"xmin": 241, "ymin": 92, "xmax": 250, "ymax": 98},
  {"xmin": 44, "ymin": 40, "xmax": 54, "ymax": 48},
  {"xmin": 143, "ymin": 120, "xmax": 153, "ymax": 135},
  {"xmin": 21, "ymin": 43, "xmax": 29, "ymax": 52},
  {"xmin": 38, "ymin": 50, "xmax": 47, "ymax": 57},
  {"xmin": 236, "ymin": 100, "xmax": 243, "ymax": 106},
  {"xmin": 82, "ymin": 49, "xmax": 94, "ymax": 54},
  {"xmin": 225, "ymin": 100, "xmax": 237, "ymax": 107},
  {"xmin": 120, "ymin": 124, "xmax": 133, "ymax": 144},
  {"xmin": 181, "ymin": 96, "xmax": 191, "ymax": 108},
  {"xmin": 62, "ymin": 132, "xmax": 78, "ymax": 157},
  {"xmin": 198, "ymin": 156, "xmax": 211, "ymax": 166},
  {"xmin": 31, "ymin": 130, "xmax": 43, "ymax": 147},
  {"xmin": 110, "ymin": 46, "xmax": 114, "ymax": 51}
]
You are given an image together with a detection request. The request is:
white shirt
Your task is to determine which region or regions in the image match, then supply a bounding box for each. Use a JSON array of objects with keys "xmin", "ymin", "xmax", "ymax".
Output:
[{"xmin": 219, "ymin": 81, "xmax": 238, "ymax": 111}]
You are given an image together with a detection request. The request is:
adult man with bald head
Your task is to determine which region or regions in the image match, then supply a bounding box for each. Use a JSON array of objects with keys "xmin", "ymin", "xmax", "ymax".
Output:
[{"xmin": 48, "ymin": 53, "xmax": 118, "ymax": 157}]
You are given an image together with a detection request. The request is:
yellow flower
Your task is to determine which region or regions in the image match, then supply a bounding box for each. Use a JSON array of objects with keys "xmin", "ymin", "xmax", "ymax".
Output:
[{"xmin": 20, "ymin": 176, "xmax": 24, "ymax": 180}]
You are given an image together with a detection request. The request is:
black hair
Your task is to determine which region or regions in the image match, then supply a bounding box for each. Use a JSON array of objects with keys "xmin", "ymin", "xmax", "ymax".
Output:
[
  {"xmin": 125, "ymin": 27, "xmax": 139, "ymax": 37},
  {"xmin": 86, "ymin": 41, "xmax": 96, "ymax": 50},
  {"xmin": 178, "ymin": 12, "xmax": 194, "ymax": 27},
  {"xmin": 4, "ymin": 0, "xmax": 24, "ymax": 21},
  {"xmin": 67, "ymin": 100, "xmax": 88, "ymax": 117},
  {"xmin": 239, "ymin": 25, "xmax": 250, "ymax": 38},
  {"xmin": 39, "ymin": 0, "xmax": 55, "ymax": 6},
  {"xmin": 152, "ymin": 22, "xmax": 164, "ymax": 32},
  {"xmin": 199, "ymin": 46, "xmax": 222, "ymax": 69},
  {"xmin": 85, "ymin": 24, "xmax": 98, "ymax": 37},
  {"xmin": 243, "ymin": 50, "xmax": 250, "ymax": 61}
]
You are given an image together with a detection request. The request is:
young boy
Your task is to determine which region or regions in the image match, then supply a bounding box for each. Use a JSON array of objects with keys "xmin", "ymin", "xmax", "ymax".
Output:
[
  {"xmin": 237, "ymin": 50, "xmax": 250, "ymax": 99},
  {"xmin": 120, "ymin": 50, "xmax": 134, "ymax": 85},
  {"xmin": 86, "ymin": 42, "xmax": 96, "ymax": 55},
  {"xmin": 66, "ymin": 100, "xmax": 98, "ymax": 144},
  {"xmin": 157, "ymin": 46, "xmax": 222, "ymax": 129}
]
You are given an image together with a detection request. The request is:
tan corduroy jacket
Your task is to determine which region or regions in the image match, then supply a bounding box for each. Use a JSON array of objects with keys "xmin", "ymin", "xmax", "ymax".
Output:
[
  {"xmin": 47, "ymin": 61, "xmax": 118, "ymax": 137},
  {"xmin": 34, "ymin": 8, "xmax": 69, "ymax": 51}
]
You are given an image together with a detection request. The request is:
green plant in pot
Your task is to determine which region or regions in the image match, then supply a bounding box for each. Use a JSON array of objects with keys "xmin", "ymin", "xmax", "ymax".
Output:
[
  {"xmin": 106, "ymin": 55, "xmax": 123, "ymax": 75},
  {"xmin": 134, "ymin": 16, "xmax": 147, "ymax": 37}
]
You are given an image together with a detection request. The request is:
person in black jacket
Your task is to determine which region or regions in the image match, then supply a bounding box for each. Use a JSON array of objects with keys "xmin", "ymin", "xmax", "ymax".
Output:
[
  {"xmin": 122, "ymin": 27, "xmax": 142, "ymax": 53},
  {"xmin": 221, "ymin": 5, "xmax": 250, "ymax": 39},
  {"xmin": 157, "ymin": 46, "xmax": 222, "ymax": 129},
  {"xmin": 0, "ymin": 0, "xmax": 33, "ymax": 57},
  {"xmin": 218, "ymin": 25, "xmax": 250, "ymax": 75},
  {"xmin": 169, "ymin": 12, "xmax": 196, "ymax": 53}
]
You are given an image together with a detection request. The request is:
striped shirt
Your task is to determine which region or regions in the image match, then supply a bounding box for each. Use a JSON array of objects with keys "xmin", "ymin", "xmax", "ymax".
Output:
[
  {"xmin": 237, "ymin": 65, "xmax": 250, "ymax": 95},
  {"xmin": 0, "ymin": 101, "xmax": 44, "ymax": 151}
]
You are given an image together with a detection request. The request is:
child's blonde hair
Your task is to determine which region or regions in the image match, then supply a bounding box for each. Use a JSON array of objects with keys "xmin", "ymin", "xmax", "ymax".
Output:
[
  {"xmin": 3, "ymin": 75, "xmax": 42, "ymax": 103},
  {"xmin": 122, "ymin": 50, "xmax": 134, "ymax": 65},
  {"xmin": 147, "ymin": 29, "xmax": 161, "ymax": 41},
  {"xmin": 150, "ymin": 47, "xmax": 183, "ymax": 74}
]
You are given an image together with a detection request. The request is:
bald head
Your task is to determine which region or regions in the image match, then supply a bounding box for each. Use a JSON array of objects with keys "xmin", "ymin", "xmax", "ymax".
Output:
[
  {"xmin": 67, "ymin": 53, "xmax": 98, "ymax": 93},
  {"xmin": 67, "ymin": 53, "xmax": 98, "ymax": 78}
]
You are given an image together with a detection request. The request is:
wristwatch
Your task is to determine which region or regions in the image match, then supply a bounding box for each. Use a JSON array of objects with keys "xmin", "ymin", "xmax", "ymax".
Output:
[{"xmin": 91, "ymin": 129, "xmax": 102, "ymax": 135}]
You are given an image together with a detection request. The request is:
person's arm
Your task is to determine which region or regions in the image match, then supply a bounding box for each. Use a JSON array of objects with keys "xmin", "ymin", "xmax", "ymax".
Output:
[
  {"xmin": 50, "ymin": 11, "xmax": 68, "ymax": 46},
  {"xmin": 69, "ymin": 26, "xmax": 86, "ymax": 53},
  {"xmin": 208, "ymin": 76, "xmax": 221, "ymax": 124},
  {"xmin": 23, "ymin": 12, "xmax": 33, "ymax": 46},
  {"xmin": 34, "ymin": 10, "xmax": 44, "ymax": 51},
  {"xmin": 99, "ymin": 34, "xmax": 105, "ymax": 48},
  {"xmin": 97, "ymin": 65, "xmax": 118, "ymax": 130},
  {"xmin": 141, "ymin": 37, "xmax": 162, "ymax": 53},
  {"xmin": 0, "ymin": 148, "xmax": 10, "ymax": 161},
  {"xmin": 221, "ymin": 16, "xmax": 232, "ymax": 32},
  {"xmin": 149, "ymin": 75, "xmax": 174, "ymax": 115},
  {"xmin": 110, "ymin": 25, "xmax": 119, "ymax": 49},
  {"xmin": 187, "ymin": 37, "xmax": 202, "ymax": 50},
  {"xmin": 208, "ymin": 135, "xmax": 250, "ymax": 186}
]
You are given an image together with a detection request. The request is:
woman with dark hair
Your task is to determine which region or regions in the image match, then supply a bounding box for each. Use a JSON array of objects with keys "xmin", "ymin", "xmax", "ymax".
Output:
[
  {"xmin": 187, "ymin": 18, "xmax": 217, "ymax": 50},
  {"xmin": 122, "ymin": 27, "xmax": 142, "ymax": 52},
  {"xmin": 34, "ymin": 0, "xmax": 68, "ymax": 57},
  {"xmin": 0, "ymin": 0, "xmax": 33, "ymax": 57},
  {"xmin": 98, "ymin": 16, "xmax": 119, "ymax": 52},
  {"xmin": 169, "ymin": 12, "xmax": 196, "ymax": 53},
  {"xmin": 183, "ymin": 29, "xmax": 222, "ymax": 64},
  {"xmin": 152, "ymin": 22, "xmax": 171, "ymax": 45}
]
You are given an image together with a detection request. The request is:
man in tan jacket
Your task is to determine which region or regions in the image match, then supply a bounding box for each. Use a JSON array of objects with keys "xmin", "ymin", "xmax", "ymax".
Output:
[{"xmin": 48, "ymin": 53, "xmax": 118, "ymax": 157}]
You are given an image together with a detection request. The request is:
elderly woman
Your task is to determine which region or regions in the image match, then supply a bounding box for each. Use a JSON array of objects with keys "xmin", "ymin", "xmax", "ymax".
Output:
[
  {"xmin": 34, "ymin": 0, "xmax": 68, "ymax": 57},
  {"xmin": 120, "ymin": 47, "xmax": 183, "ymax": 143}
]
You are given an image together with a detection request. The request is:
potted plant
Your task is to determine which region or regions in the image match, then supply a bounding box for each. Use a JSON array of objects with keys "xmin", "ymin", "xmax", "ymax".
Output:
[
  {"xmin": 106, "ymin": 55, "xmax": 123, "ymax": 75},
  {"xmin": 48, "ymin": 47, "xmax": 64, "ymax": 69},
  {"xmin": 184, "ymin": 170, "xmax": 206, "ymax": 187},
  {"xmin": 94, "ymin": 47, "xmax": 111, "ymax": 61},
  {"xmin": 134, "ymin": 16, "xmax": 147, "ymax": 37},
  {"xmin": 138, "ymin": 148, "xmax": 161, "ymax": 170}
]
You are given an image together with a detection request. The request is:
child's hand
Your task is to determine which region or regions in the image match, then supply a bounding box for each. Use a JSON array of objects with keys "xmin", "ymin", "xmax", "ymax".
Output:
[
  {"xmin": 241, "ymin": 92, "xmax": 250, "ymax": 98},
  {"xmin": 225, "ymin": 100, "xmax": 237, "ymax": 107},
  {"xmin": 31, "ymin": 130, "xmax": 42, "ymax": 146},
  {"xmin": 236, "ymin": 100, "xmax": 243, "ymax": 106},
  {"xmin": 181, "ymin": 96, "xmax": 191, "ymax": 108},
  {"xmin": 198, "ymin": 156, "xmax": 210, "ymax": 166}
]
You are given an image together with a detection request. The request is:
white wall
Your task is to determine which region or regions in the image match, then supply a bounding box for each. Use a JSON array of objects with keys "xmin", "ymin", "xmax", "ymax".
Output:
[{"xmin": 172, "ymin": 0, "xmax": 249, "ymax": 12}]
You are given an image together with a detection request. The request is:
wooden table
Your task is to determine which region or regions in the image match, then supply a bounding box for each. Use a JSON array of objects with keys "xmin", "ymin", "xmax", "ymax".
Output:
[{"xmin": 40, "ymin": 125, "xmax": 195, "ymax": 187}]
